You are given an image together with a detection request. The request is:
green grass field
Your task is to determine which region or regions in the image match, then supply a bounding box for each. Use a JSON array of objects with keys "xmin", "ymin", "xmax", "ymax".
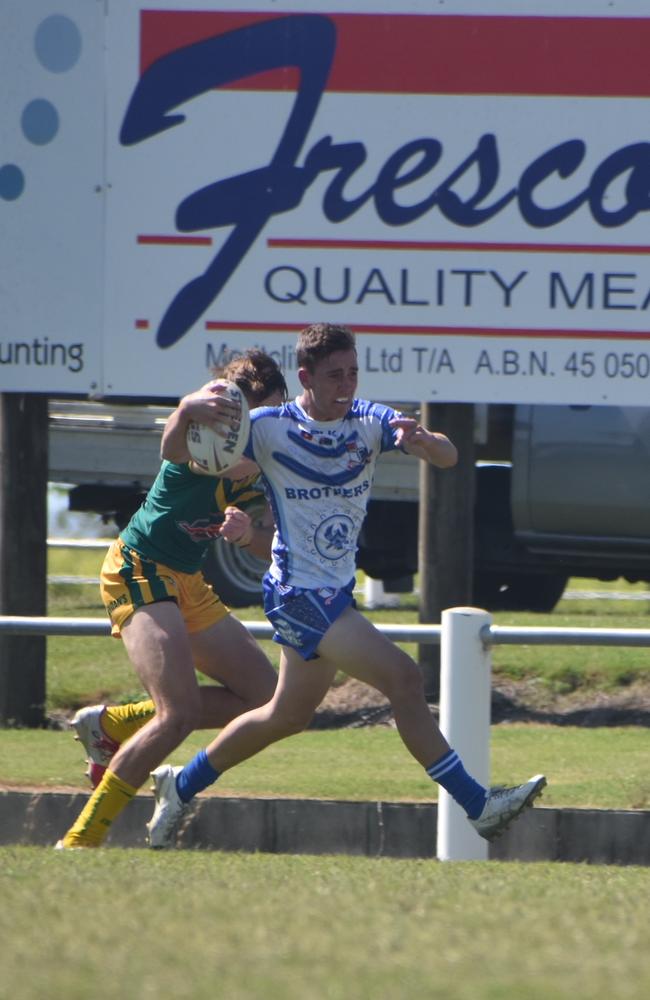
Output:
[
  {"xmin": 2, "ymin": 848, "xmax": 649, "ymax": 1000},
  {"xmin": 2, "ymin": 553, "xmax": 649, "ymax": 999}
]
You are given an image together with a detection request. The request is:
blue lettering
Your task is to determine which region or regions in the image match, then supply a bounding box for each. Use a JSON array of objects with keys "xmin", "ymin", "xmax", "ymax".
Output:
[
  {"xmin": 603, "ymin": 272, "xmax": 636, "ymax": 309},
  {"xmin": 309, "ymin": 136, "xmax": 373, "ymax": 222},
  {"xmin": 315, "ymin": 266, "xmax": 350, "ymax": 304},
  {"xmin": 518, "ymin": 140, "xmax": 588, "ymax": 227},
  {"xmin": 265, "ymin": 267, "xmax": 307, "ymax": 304},
  {"xmin": 356, "ymin": 268, "xmax": 395, "ymax": 305},
  {"xmin": 374, "ymin": 139, "xmax": 442, "ymax": 225},
  {"xmin": 550, "ymin": 272, "xmax": 594, "ymax": 309},
  {"xmin": 589, "ymin": 143, "xmax": 650, "ymax": 227},
  {"xmin": 433, "ymin": 133, "xmax": 515, "ymax": 225}
]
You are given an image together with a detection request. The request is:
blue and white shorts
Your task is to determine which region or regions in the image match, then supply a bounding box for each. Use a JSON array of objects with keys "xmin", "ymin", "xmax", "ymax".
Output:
[{"xmin": 262, "ymin": 573, "xmax": 356, "ymax": 660}]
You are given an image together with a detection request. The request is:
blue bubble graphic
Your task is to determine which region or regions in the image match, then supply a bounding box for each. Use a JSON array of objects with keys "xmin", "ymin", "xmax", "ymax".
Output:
[
  {"xmin": 21, "ymin": 99, "xmax": 60, "ymax": 145},
  {"xmin": 35, "ymin": 15, "xmax": 82, "ymax": 73},
  {"xmin": 0, "ymin": 165, "xmax": 26, "ymax": 201}
]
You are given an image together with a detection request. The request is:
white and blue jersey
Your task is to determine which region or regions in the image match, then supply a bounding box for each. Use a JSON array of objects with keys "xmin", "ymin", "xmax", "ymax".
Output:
[{"xmin": 244, "ymin": 397, "xmax": 403, "ymax": 590}]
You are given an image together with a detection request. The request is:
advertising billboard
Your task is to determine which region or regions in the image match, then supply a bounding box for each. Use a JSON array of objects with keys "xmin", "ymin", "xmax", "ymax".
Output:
[{"xmin": 3, "ymin": 1, "xmax": 650, "ymax": 402}]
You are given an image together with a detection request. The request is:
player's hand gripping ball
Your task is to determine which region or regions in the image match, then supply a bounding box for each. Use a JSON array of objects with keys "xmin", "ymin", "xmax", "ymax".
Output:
[{"xmin": 186, "ymin": 381, "xmax": 250, "ymax": 475}]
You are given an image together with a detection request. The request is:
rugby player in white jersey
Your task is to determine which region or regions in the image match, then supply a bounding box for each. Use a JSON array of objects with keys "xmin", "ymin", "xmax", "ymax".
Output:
[{"xmin": 147, "ymin": 323, "xmax": 546, "ymax": 848}]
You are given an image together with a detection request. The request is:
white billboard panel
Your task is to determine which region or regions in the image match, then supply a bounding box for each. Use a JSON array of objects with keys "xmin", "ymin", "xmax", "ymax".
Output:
[
  {"xmin": 0, "ymin": 0, "xmax": 104, "ymax": 393},
  {"xmin": 4, "ymin": 1, "xmax": 650, "ymax": 403}
]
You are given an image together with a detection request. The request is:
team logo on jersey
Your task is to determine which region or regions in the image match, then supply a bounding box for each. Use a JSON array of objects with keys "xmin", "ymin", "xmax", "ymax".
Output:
[
  {"xmin": 345, "ymin": 439, "xmax": 371, "ymax": 469},
  {"xmin": 314, "ymin": 514, "xmax": 355, "ymax": 560},
  {"xmin": 177, "ymin": 517, "xmax": 224, "ymax": 541}
]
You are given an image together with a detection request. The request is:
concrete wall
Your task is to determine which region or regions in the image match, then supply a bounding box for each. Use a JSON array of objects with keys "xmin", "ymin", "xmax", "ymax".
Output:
[{"xmin": 1, "ymin": 790, "xmax": 648, "ymax": 865}]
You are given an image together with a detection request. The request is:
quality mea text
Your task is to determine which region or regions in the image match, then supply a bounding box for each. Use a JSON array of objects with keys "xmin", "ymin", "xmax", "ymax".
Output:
[{"xmin": 263, "ymin": 265, "xmax": 650, "ymax": 312}]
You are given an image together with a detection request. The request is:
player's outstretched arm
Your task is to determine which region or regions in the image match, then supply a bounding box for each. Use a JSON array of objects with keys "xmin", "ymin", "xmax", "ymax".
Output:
[{"xmin": 389, "ymin": 417, "xmax": 458, "ymax": 468}]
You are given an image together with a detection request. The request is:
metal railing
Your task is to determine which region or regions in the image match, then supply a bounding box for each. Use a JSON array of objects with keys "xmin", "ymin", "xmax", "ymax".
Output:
[
  {"xmin": 0, "ymin": 616, "xmax": 441, "ymax": 643},
  {"xmin": 5, "ymin": 614, "xmax": 650, "ymax": 648},
  {"xmin": 485, "ymin": 624, "xmax": 650, "ymax": 647}
]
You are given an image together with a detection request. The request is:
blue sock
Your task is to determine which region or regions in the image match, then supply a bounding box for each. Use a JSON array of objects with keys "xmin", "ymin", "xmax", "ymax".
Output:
[
  {"xmin": 426, "ymin": 749, "xmax": 487, "ymax": 820},
  {"xmin": 175, "ymin": 749, "xmax": 221, "ymax": 803}
]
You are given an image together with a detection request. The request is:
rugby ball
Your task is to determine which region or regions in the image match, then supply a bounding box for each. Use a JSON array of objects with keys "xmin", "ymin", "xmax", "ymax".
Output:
[{"xmin": 186, "ymin": 381, "xmax": 250, "ymax": 476}]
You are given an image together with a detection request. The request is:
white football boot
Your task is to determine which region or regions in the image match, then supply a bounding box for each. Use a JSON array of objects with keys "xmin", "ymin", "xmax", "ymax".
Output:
[
  {"xmin": 147, "ymin": 765, "xmax": 188, "ymax": 849},
  {"xmin": 470, "ymin": 774, "xmax": 547, "ymax": 841},
  {"xmin": 70, "ymin": 705, "xmax": 119, "ymax": 787}
]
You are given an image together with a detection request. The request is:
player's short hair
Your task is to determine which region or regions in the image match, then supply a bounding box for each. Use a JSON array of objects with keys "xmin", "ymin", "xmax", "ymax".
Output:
[
  {"xmin": 212, "ymin": 349, "xmax": 288, "ymax": 406},
  {"xmin": 297, "ymin": 323, "xmax": 356, "ymax": 372}
]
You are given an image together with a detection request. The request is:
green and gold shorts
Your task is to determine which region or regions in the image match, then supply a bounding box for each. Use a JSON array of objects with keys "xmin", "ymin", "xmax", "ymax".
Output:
[{"xmin": 100, "ymin": 539, "xmax": 229, "ymax": 637}]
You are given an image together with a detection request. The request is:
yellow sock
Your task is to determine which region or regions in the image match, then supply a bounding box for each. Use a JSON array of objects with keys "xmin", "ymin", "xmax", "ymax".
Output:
[
  {"xmin": 61, "ymin": 770, "xmax": 137, "ymax": 848},
  {"xmin": 102, "ymin": 701, "xmax": 155, "ymax": 742}
]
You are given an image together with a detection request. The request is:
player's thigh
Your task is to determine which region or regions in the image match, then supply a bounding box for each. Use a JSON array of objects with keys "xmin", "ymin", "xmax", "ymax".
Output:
[
  {"xmin": 120, "ymin": 600, "xmax": 200, "ymax": 709},
  {"xmin": 318, "ymin": 606, "xmax": 417, "ymax": 695},
  {"xmin": 271, "ymin": 646, "xmax": 338, "ymax": 722},
  {"xmin": 190, "ymin": 613, "xmax": 277, "ymax": 701}
]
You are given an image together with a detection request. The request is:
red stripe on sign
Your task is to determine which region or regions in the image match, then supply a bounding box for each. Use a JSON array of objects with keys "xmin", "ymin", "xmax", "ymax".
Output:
[
  {"xmin": 138, "ymin": 234, "xmax": 213, "ymax": 246},
  {"xmin": 141, "ymin": 11, "xmax": 650, "ymax": 96},
  {"xmin": 205, "ymin": 321, "xmax": 306, "ymax": 332},
  {"xmin": 203, "ymin": 321, "xmax": 650, "ymax": 341},
  {"xmin": 267, "ymin": 239, "xmax": 650, "ymax": 255}
]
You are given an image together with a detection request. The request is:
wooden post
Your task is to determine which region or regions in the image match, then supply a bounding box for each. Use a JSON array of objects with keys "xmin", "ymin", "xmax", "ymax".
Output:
[
  {"xmin": 418, "ymin": 403, "xmax": 475, "ymax": 700},
  {"xmin": 0, "ymin": 394, "xmax": 48, "ymax": 726}
]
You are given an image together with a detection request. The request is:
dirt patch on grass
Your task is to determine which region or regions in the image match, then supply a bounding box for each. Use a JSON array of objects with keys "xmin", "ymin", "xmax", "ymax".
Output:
[
  {"xmin": 311, "ymin": 676, "xmax": 650, "ymax": 729},
  {"xmin": 490, "ymin": 676, "xmax": 650, "ymax": 727}
]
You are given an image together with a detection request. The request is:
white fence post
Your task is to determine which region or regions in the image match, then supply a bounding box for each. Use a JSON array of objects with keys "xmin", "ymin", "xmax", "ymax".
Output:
[{"xmin": 437, "ymin": 606, "xmax": 493, "ymax": 861}]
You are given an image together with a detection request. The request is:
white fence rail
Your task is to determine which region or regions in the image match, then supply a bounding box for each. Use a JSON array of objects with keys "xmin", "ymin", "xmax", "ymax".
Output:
[
  {"xmin": 47, "ymin": 538, "xmax": 115, "ymax": 549},
  {"xmin": 2, "ymin": 608, "xmax": 650, "ymax": 862},
  {"xmin": 0, "ymin": 617, "xmax": 439, "ymax": 643}
]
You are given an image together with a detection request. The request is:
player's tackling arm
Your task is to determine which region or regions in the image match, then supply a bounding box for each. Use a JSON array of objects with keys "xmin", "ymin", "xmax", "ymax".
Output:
[
  {"xmin": 161, "ymin": 382, "xmax": 242, "ymax": 464},
  {"xmin": 219, "ymin": 505, "xmax": 273, "ymax": 560},
  {"xmin": 160, "ymin": 397, "xmax": 195, "ymax": 464}
]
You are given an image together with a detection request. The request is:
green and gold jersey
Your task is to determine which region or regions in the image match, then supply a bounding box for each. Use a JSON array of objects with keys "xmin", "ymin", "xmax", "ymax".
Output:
[{"xmin": 120, "ymin": 461, "xmax": 265, "ymax": 574}]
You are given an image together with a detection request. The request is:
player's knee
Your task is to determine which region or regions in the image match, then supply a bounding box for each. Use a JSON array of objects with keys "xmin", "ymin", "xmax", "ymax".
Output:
[
  {"xmin": 266, "ymin": 704, "xmax": 313, "ymax": 737},
  {"xmin": 246, "ymin": 668, "xmax": 278, "ymax": 709},
  {"xmin": 286, "ymin": 711, "xmax": 313, "ymax": 736},
  {"xmin": 156, "ymin": 696, "xmax": 202, "ymax": 740},
  {"xmin": 281, "ymin": 718, "xmax": 312, "ymax": 738},
  {"xmin": 387, "ymin": 656, "xmax": 425, "ymax": 703}
]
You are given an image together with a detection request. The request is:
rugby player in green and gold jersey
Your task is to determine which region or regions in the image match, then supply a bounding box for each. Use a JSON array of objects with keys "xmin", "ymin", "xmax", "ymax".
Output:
[{"xmin": 57, "ymin": 349, "xmax": 287, "ymax": 849}]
